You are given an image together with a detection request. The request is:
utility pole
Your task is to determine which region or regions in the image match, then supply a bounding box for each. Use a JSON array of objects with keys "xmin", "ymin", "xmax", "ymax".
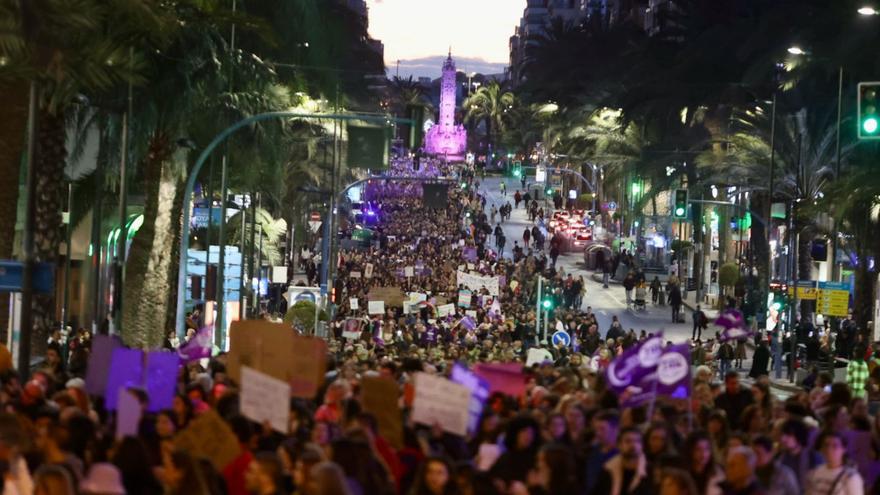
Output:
[
  {"xmin": 18, "ymin": 81, "xmax": 39, "ymax": 378},
  {"xmin": 535, "ymin": 276, "xmax": 542, "ymax": 346}
]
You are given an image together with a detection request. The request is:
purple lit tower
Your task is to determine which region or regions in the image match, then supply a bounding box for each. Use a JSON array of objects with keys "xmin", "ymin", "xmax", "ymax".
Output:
[{"xmin": 424, "ymin": 50, "xmax": 467, "ymax": 159}]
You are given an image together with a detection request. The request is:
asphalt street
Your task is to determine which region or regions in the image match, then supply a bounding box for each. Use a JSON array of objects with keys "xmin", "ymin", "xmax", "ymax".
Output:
[{"xmin": 479, "ymin": 175, "xmax": 715, "ymax": 345}]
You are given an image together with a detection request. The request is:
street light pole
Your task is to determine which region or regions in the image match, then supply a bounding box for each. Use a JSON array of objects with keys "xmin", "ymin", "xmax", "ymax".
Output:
[
  {"xmin": 832, "ymin": 66, "xmax": 844, "ymax": 282},
  {"xmin": 18, "ymin": 81, "xmax": 39, "ymax": 378}
]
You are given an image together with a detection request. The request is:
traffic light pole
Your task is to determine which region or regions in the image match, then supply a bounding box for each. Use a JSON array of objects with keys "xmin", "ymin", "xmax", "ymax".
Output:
[{"xmin": 535, "ymin": 276, "xmax": 542, "ymax": 346}]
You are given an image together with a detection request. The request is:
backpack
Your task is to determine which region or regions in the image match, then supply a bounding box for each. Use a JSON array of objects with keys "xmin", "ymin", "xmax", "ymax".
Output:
[{"xmin": 718, "ymin": 343, "xmax": 734, "ymax": 360}]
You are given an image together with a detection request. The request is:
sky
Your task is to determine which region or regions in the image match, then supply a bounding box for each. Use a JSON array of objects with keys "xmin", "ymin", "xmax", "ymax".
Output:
[{"xmin": 365, "ymin": 0, "xmax": 524, "ymax": 79}]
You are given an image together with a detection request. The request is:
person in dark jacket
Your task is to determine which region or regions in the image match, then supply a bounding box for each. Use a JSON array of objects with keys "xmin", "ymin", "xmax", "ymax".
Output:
[
  {"xmin": 591, "ymin": 427, "xmax": 652, "ymax": 495},
  {"xmin": 714, "ymin": 372, "xmax": 754, "ymax": 430},
  {"xmin": 489, "ymin": 415, "xmax": 541, "ymax": 484},
  {"xmin": 668, "ymin": 284, "xmax": 683, "ymax": 323},
  {"xmin": 749, "ymin": 338, "xmax": 771, "ymax": 379}
]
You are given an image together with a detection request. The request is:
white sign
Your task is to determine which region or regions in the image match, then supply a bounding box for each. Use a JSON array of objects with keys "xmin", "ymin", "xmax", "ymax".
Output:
[
  {"xmin": 536, "ymin": 166, "xmax": 547, "ymax": 183},
  {"xmin": 465, "ymin": 310, "xmax": 477, "ymax": 318},
  {"xmin": 526, "ymin": 348, "xmax": 554, "ymax": 367},
  {"xmin": 412, "ymin": 373, "xmax": 471, "ymax": 436},
  {"xmin": 404, "ymin": 266, "xmax": 414, "ymax": 278},
  {"xmin": 271, "ymin": 266, "xmax": 288, "ymax": 284},
  {"xmin": 241, "ymin": 366, "xmax": 289, "ymax": 433},
  {"xmin": 368, "ymin": 300, "xmax": 385, "ymax": 315},
  {"xmin": 409, "ymin": 293, "xmax": 427, "ymax": 303},
  {"xmin": 350, "ymin": 271, "xmax": 361, "ymax": 279},
  {"xmin": 349, "ymin": 298, "xmax": 359, "ymax": 310},
  {"xmin": 437, "ymin": 304, "xmax": 455, "ymax": 318},
  {"xmin": 365, "ymin": 263, "xmax": 374, "ymax": 278},
  {"xmin": 456, "ymin": 271, "xmax": 500, "ymax": 296}
]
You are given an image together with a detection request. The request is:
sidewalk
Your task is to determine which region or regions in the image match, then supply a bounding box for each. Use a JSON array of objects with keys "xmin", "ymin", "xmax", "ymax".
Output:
[{"xmin": 589, "ymin": 272, "xmax": 720, "ymax": 320}]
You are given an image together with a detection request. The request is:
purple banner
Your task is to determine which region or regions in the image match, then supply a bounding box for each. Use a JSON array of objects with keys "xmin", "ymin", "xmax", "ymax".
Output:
[
  {"xmin": 463, "ymin": 247, "xmax": 478, "ymax": 262},
  {"xmin": 178, "ymin": 326, "xmax": 213, "ymax": 362},
  {"xmin": 716, "ymin": 309, "xmax": 754, "ymax": 342},
  {"xmin": 460, "ymin": 316, "xmax": 476, "ymax": 331},
  {"xmin": 657, "ymin": 344, "xmax": 691, "ymax": 399},
  {"xmin": 85, "ymin": 335, "xmax": 123, "ymax": 396}
]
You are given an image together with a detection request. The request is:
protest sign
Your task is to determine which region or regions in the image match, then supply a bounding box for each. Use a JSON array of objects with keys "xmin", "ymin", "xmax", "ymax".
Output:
[
  {"xmin": 463, "ymin": 247, "xmax": 477, "ymax": 262},
  {"xmin": 367, "ymin": 286, "xmax": 405, "ymax": 306},
  {"xmin": 116, "ymin": 389, "xmax": 142, "ymax": 440},
  {"xmin": 361, "ymin": 376, "xmax": 403, "ymax": 449},
  {"xmin": 289, "ymin": 335, "xmax": 328, "ymax": 398},
  {"xmin": 465, "ymin": 310, "xmax": 477, "ymax": 318},
  {"xmin": 412, "ymin": 373, "xmax": 471, "ymax": 436},
  {"xmin": 437, "ymin": 303, "xmax": 455, "ymax": 317},
  {"xmin": 606, "ymin": 334, "xmax": 664, "ymax": 407},
  {"xmin": 474, "ymin": 363, "xmax": 525, "ymax": 397},
  {"xmin": 526, "ymin": 348, "xmax": 554, "ymax": 367},
  {"xmin": 145, "ymin": 351, "xmax": 180, "ymax": 412},
  {"xmin": 174, "ymin": 410, "xmax": 241, "ymax": 470},
  {"xmin": 349, "ymin": 297, "xmax": 359, "ymax": 310},
  {"xmin": 343, "ymin": 319, "xmax": 362, "ymax": 340},
  {"xmin": 451, "ymin": 364, "xmax": 490, "ymax": 434},
  {"xmin": 716, "ymin": 309, "xmax": 754, "ymax": 342},
  {"xmin": 104, "ymin": 348, "xmax": 144, "ymax": 411},
  {"xmin": 404, "ymin": 266, "xmax": 414, "ymax": 277},
  {"xmin": 241, "ymin": 366, "xmax": 289, "ymax": 432},
  {"xmin": 456, "ymin": 270, "xmax": 500, "ymax": 295},
  {"xmin": 227, "ymin": 320, "xmax": 296, "ymax": 384},
  {"xmin": 364, "ymin": 263, "xmax": 374, "ymax": 278},
  {"xmin": 85, "ymin": 335, "xmax": 122, "ymax": 396},
  {"xmin": 409, "ymin": 292, "xmax": 428, "ymax": 303},
  {"xmin": 350, "ymin": 271, "xmax": 361, "ymax": 279},
  {"xmin": 368, "ymin": 300, "xmax": 385, "ymax": 315}
]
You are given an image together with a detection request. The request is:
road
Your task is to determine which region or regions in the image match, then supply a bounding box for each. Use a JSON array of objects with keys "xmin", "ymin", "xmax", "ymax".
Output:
[{"xmin": 478, "ymin": 175, "xmax": 711, "ymax": 345}]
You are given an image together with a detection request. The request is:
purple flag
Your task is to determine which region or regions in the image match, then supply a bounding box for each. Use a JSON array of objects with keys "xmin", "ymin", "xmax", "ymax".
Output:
[
  {"xmin": 605, "ymin": 335, "xmax": 663, "ymax": 393},
  {"xmin": 85, "ymin": 335, "xmax": 123, "ymax": 396},
  {"xmin": 451, "ymin": 363, "xmax": 490, "ymax": 433},
  {"xmin": 657, "ymin": 344, "xmax": 691, "ymax": 399},
  {"xmin": 716, "ymin": 309, "xmax": 754, "ymax": 342},
  {"xmin": 178, "ymin": 326, "xmax": 213, "ymax": 362},
  {"xmin": 463, "ymin": 247, "xmax": 478, "ymax": 262},
  {"xmin": 460, "ymin": 316, "xmax": 476, "ymax": 331}
]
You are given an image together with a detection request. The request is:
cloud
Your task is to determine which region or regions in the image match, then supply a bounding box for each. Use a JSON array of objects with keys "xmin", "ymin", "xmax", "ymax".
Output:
[{"xmin": 391, "ymin": 55, "xmax": 506, "ymax": 80}]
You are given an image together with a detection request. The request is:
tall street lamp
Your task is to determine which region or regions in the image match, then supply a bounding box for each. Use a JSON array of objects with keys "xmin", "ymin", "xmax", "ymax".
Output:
[{"xmin": 858, "ymin": 6, "xmax": 878, "ymax": 16}]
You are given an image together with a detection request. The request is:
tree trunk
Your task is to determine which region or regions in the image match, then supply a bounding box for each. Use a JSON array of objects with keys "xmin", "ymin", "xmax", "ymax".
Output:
[
  {"xmin": 31, "ymin": 109, "xmax": 67, "ymax": 358},
  {"xmin": 0, "ymin": 82, "xmax": 28, "ymax": 341},
  {"xmin": 797, "ymin": 225, "xmax": 814, "ymax": 319},
  {"xmin": 122, "ymin": 132, "xmax": 185, "ymax": 348},
  {"xmin": 749, "ymin": 192, "xmax": 770, "ymax": 323}
]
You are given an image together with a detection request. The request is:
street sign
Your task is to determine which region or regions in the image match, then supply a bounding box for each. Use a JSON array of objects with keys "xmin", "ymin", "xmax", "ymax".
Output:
[
  {"xmin": 308, "ymin": 211, "xmax": 322, "ymax": 233},
  {"xmin": 536, "ymin": 166, "xmax": 547, "ymax": 183},
  {"xmin": 606, "ymin": 201, "xmax": 617, "ymax": 212},
  {"xmin": 0, "ymin": 261, "xmax": 54, "ymax": 293},
  {"xmin": 551, "ymin": 330, "xmax": 571, "ymax": 347},
  {"xmin": 817, "ymin": 281, "xmax": 850, "ymax": 317}
]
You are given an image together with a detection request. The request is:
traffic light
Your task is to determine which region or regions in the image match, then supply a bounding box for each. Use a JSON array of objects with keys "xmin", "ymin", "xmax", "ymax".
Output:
[
  {"xmin": 512, "ymin": 161, "xmax": 522, "ymax": 177},
  {"xmin": 546, "ymin": 187, "xmax": 553, "ymax": 196},
  {"xmin": 460, "ymin": 181, "xmax": 468, "ymax": 190},
  {"xmin": 858, "ymin": 82, "xmax": 880, "ymax": 139},
  {"xmin": 542, "ymin": 298, "xmax": 553, "ymax": 310},
  {"xmin": 769, "ymin": 283, "xmax": 788, "ymax": 313},
  {"xmin": 673, "ymin": 189, "xmax": 688, "ymax": 218}
]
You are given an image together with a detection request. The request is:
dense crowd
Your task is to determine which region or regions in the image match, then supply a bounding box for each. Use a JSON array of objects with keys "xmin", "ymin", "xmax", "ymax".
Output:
[{"xmin": 2, "ymin": 159, "xmax": 878, "ymax": 495}]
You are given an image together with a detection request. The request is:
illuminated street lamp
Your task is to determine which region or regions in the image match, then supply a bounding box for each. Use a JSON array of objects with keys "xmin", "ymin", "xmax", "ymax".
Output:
[
  {"xmin": 787, "ymin": 46, "xmax": 805, "ymax": 55},
  {"xmin": 859, "ymin": 6, "xmax": 878, "ymax": 15}
]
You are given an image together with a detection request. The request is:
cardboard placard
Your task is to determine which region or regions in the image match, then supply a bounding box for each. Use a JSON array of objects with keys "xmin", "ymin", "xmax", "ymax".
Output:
[
  {"xmin": 365, "ymin": 263, "xmax": 374, "ymax": 278},
  {"xmin": 104, "ymin": 348, "xmax": 144, "ymax": 411},
  {"xmin": 241, "ymin": 366, "xmax": 289, "ymax": 433},
  {"xmin": 145, "ymin": 351, "xmax": 180, "ymax": 412},
  {"xmin": 368, "ymin": 300, "xmax": 385, "ymax": 315},
  {"xmin": 174, "ymin": 410, "xmax": 241, "ymax": 470},
  {"xmin": 367, "ymin": 286, "xmax": 405, "ymax": 306},
  {"xmin": 361, "ymin": 376, "xmax": 403, "ymax": 449},
  {"xmin": 289, "ymin": 335, "xmax": 328, "ymax": 399},
  {"xmin": 228, "ymin": 320, "xmax": 295, "ymax": 384},
  {"xmin": 526, "ymin": 348, "xmax": 554, "ymax": 367},
  {"xmin": 350, "ymin": 271, "xmax": 362, "ymax": 279},
  {"xmin": 343, "ymin": 319, "xmax": 361, "ymax": 340},
  {"xmin": 411, "ymin": 373, "xmax": 471, "ymax": 437},
  {"xmin": 349, "ymin": 298, "xmax": 359, "ymax": 310},
  {"xmin": 404, "ymin": 266, "xmax": 414, "ymax": 277}
]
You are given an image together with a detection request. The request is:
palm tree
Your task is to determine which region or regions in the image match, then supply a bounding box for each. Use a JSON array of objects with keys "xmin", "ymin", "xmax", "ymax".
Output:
[{"xmin": 463, "ymin": 81, "xmax": 515, "ymax": 163}]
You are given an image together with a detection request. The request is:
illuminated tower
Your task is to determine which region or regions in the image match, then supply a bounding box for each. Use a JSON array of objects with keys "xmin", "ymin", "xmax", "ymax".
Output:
[{"xmin": 424, "ymin": 50, "xmax": 467, "ymax": 158}]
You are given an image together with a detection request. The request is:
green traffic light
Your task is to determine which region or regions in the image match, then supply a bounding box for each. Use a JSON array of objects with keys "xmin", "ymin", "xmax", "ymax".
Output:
[
  {"xmin": 546, "ymin": 188, "xmax": 553, "ymax": 195},
  {"xmin": 675, "ymin": 207, "xmax": 686, "ymax": 217},
  {"xmin": 513, "ymin": 169, "xmax": 521, "ymax": 177},
  {"xmin": 542, "ymin": 299, "xmax": 552, "ymax": 309},
  {"xmin": 864, "ymin": 117, "xmax": 879, "ymax": 134},
  {"xmin": 461, "ymin": 182, "xmax": 467, "ymax": 189}
]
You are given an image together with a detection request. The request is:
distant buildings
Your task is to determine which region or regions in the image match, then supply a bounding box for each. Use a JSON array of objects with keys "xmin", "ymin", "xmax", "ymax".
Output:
[{"xmin": 337, "ymin": 0, "xmax": 384, "ymax": 59}]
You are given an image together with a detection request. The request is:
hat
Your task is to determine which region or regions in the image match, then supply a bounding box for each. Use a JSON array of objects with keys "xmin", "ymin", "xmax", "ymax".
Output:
[{"xmin": 80, "ymin": 463, "xmax": 125, "ymax": 495}]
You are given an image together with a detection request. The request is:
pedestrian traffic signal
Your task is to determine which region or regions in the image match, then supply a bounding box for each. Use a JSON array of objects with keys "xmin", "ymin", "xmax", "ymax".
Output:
[
  {"xmin": 545, "ymin": 187, "xmax": 553, "ymax": 196},
  {"xmin": 858, "ymin": 82, "xmax": 880, "ymax": 139},
  {"xmin": 460, "ymin": 181, "xmax": 468, "ymax": 189},
  {"xmin": 512, "ymin": 161, "xmax": 522, "ymax": 177},
  {"xmin": 673, "ymin": 189, "xmax": 688, "ymax": 218},
  {"xmin": 542, "ymin": 298, "xmax": 552, "ymax": 310}
]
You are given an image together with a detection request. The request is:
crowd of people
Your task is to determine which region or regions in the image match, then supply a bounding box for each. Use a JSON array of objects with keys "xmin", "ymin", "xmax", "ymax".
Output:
[{"xmin": 2, "ymin": 157, "xmax": 879, "ymax": 495}]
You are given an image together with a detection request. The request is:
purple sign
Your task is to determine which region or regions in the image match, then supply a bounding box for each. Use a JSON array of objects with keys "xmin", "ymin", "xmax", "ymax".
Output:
[
  {"xmin": 460, "ymin": 316, "xmax": 476, "ymax": 331},
  {"xmin": 145, "ymin": 351, "xmax": 180, "ymax": 412},
  {"xmin": 463, "ymin": 247, "xmax": 478, "ymax": 262},
  {"xmin": 657, "ymin": 344, "xmax": 691, "ymax": 399},
  {"xmin": 105, "ymin": 348, "xmax": 144, "ymax": 411},
  {"xmin": 177, "ymin": 326, "xmax": 213, "ymax": 362},
  {"xmin": 85, "ymin": 335, "xmax": 123, "ymax": 396}
]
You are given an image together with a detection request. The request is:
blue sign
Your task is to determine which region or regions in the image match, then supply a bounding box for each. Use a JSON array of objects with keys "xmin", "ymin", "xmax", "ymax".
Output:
[
  {"xmin": 551, "ymin": 330, "xmax": 571, "ymax": 347},
  {"xmin": 0, "ymin": 261, "xmax": 54, "ymax": 293},
  {"xmin": 607, "ymin": 201, "xmax": 618, "ymax": 211},
  {"xmin": 818, "ymin": 281, "xmax": 850, "ymax": 292}
]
